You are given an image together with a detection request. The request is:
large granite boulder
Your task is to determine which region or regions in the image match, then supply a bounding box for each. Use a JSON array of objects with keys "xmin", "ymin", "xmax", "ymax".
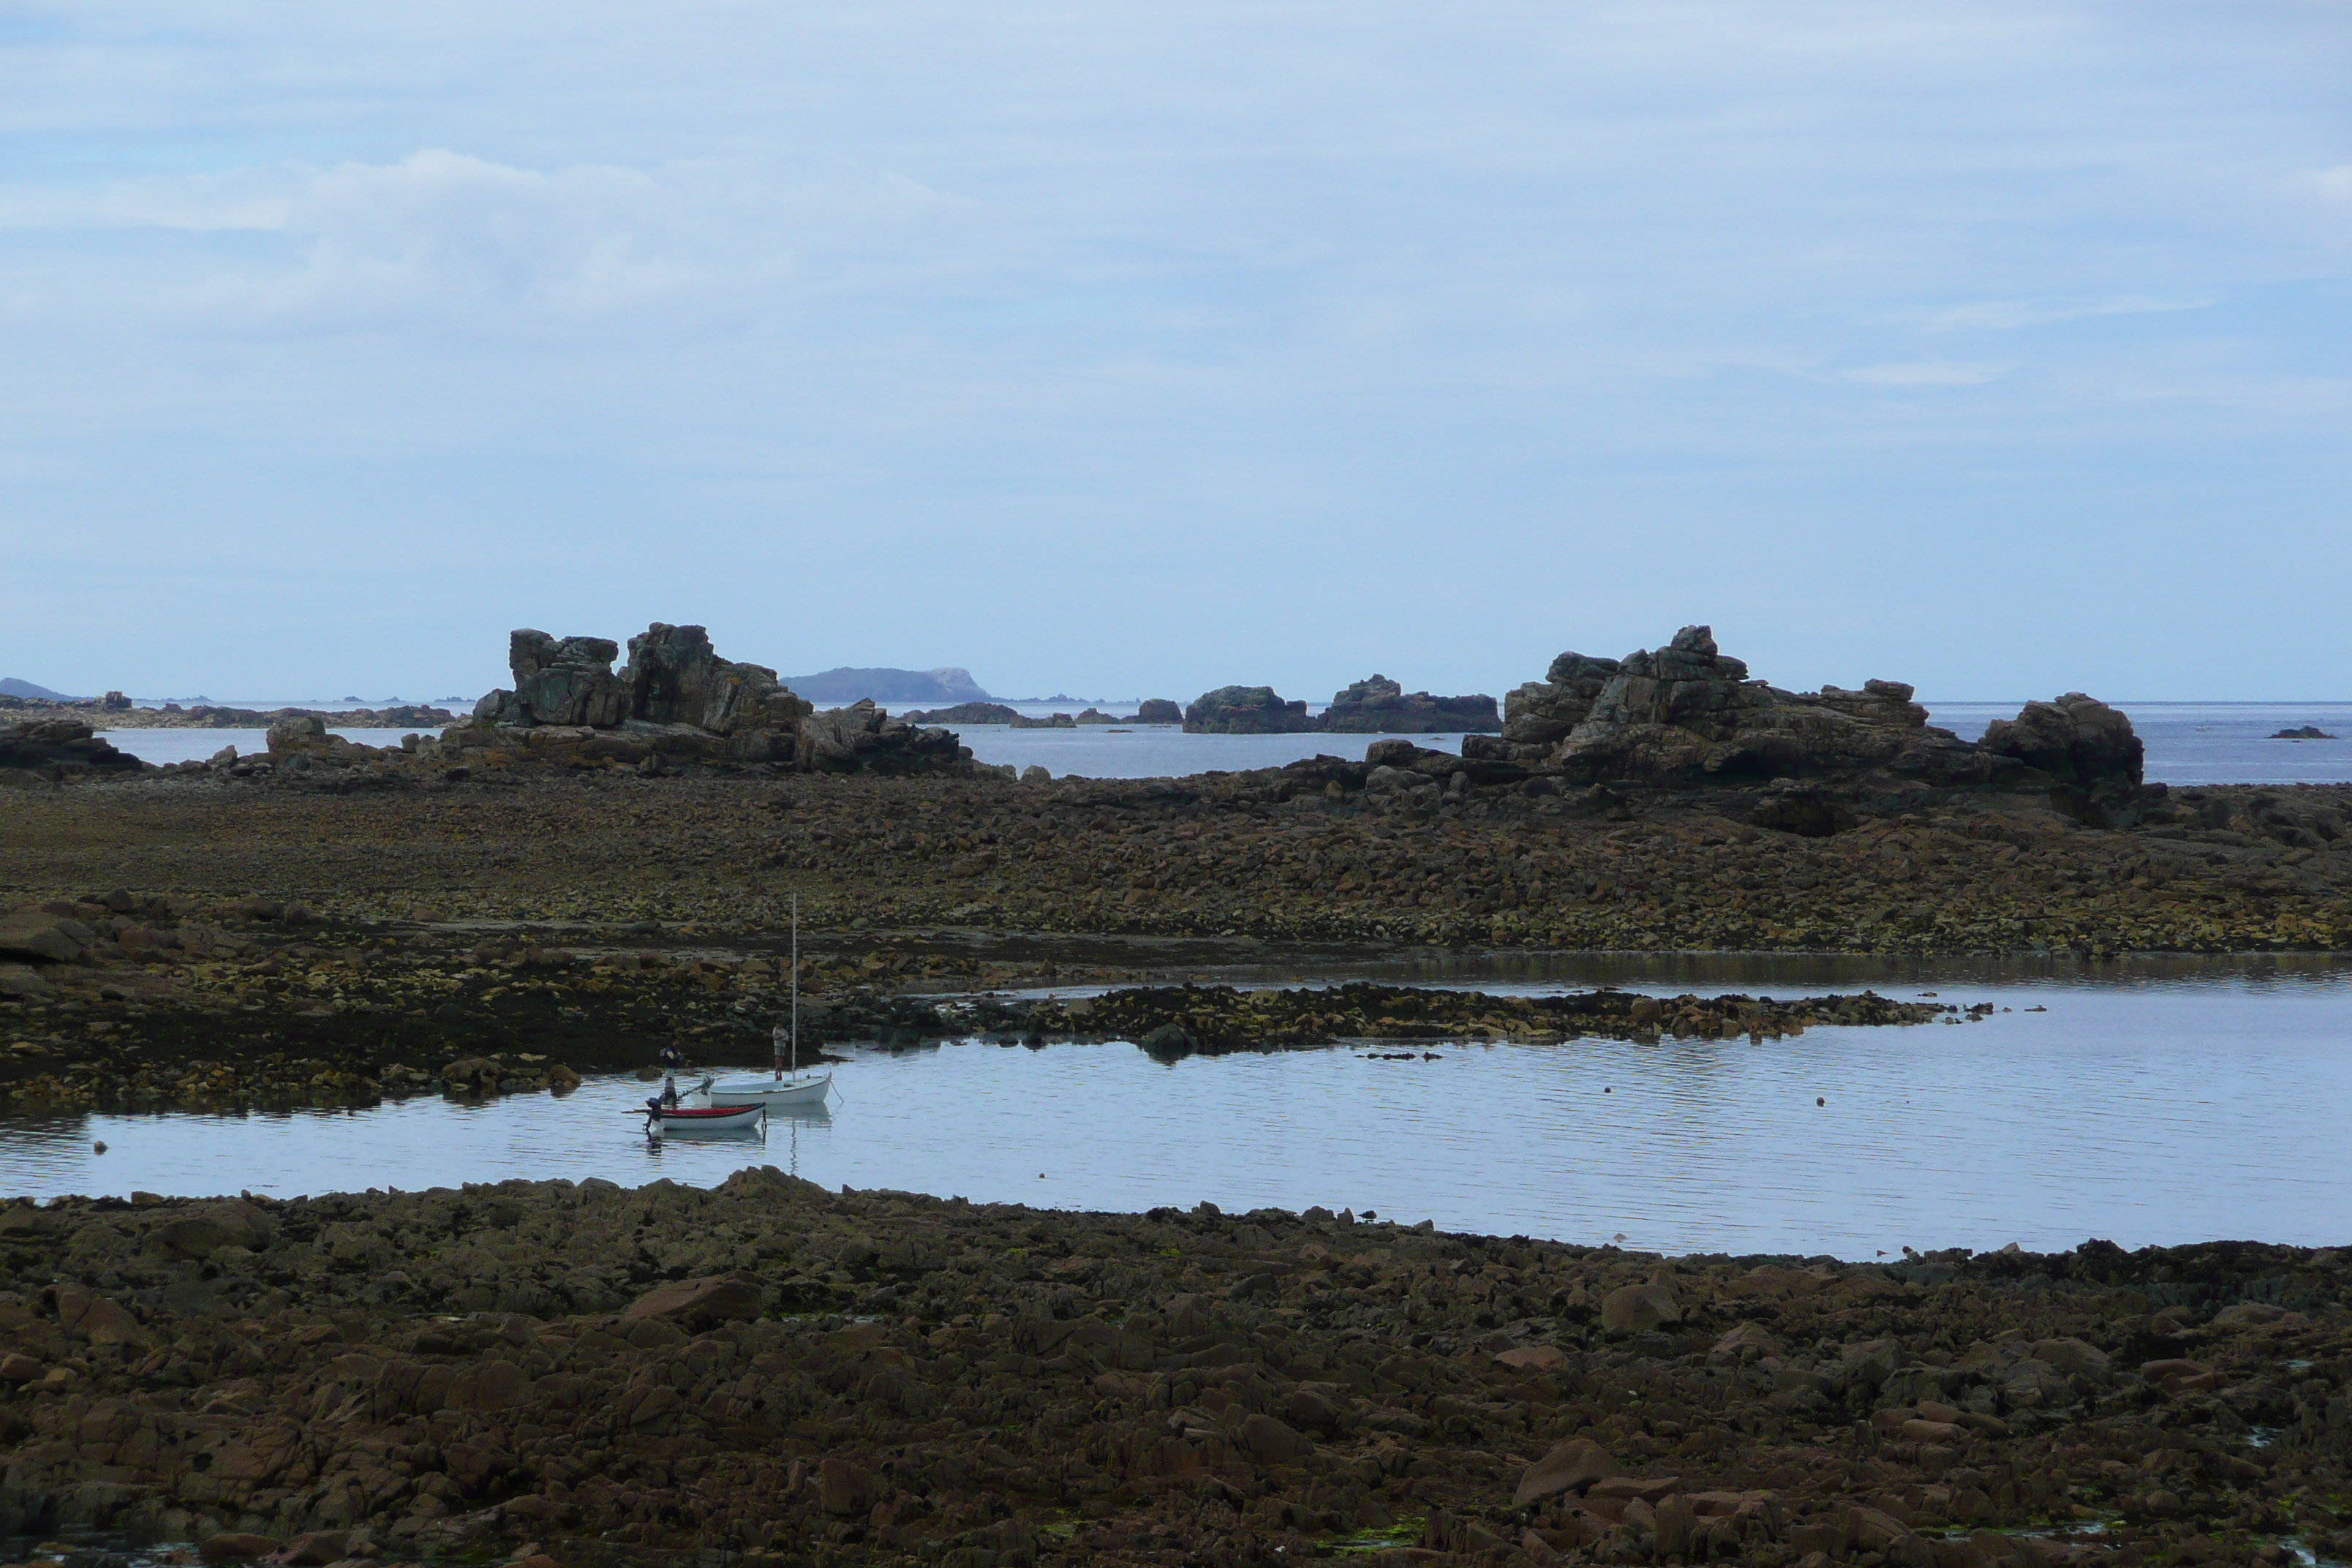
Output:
[
  {"xmin": 1321, "ymin": 675, "xmax": 1500, "ymax": 733},
  {"xmin": 1183, "ymin": 686, "xmax": 1316, "ymax": 734},
  {"xmin": 623, "ymin": 624, "xmax": 811, "ymax": 737},
  {"xmin": 1499, "ymin": 652, "xmax": 1623, "ymax": 751},
  {"xmin": 0, "ymin": 719, "xmax": 146, "ymax": 779},
  {"xmin": 508, "ymin": 630, "xmax": 627, "ymax": 727},
  {"xmin": 1980, "ymin": 693, "xmax": 2146, "ymax": 825}
]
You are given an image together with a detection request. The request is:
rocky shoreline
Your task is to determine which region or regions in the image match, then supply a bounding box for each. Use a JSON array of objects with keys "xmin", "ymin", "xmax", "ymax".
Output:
[
  {"xmin": 0, "ymin": 1182, "xmax": 2344, "ymax": 1568},
  {"xmin": 0, "ymin": 877, "xmax": 1949, "ymax": 1111}
]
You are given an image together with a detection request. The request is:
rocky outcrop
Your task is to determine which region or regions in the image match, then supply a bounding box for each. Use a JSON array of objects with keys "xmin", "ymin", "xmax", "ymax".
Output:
[
  {"xmin": 497, "ymin": 631, "xmax": 627, "ymax": 728},
  {"xmin": 1321, "ymin": 675, "xmax": 1501, "ymax": 733},
  {"xmin": 0, "ymin": 719, "xmax": 146, "ymax": 781},
  {"xmin": 461, "ymin": 625, "xmax": 973, "ymax": 777},
  {"xmin": 1183, "ymin": 685, "xmax": 1316, "ymax": 734},
  {"xmin": 1980, "ymin": 693, "xmax": 2147, "ymax": 827},
  {"xmin": 1462, "ymin": 626, "xmax": 2158, "ymax": 827},
  {"xmin": 1134, "ymin": 698, "xmax": 1183, "ymax": 724},
  {"xmin": 798, "ymin": 699, "xmax": 969, "ymax": 775},
  {"xmin": 900, "ymin": 702, "xmax": 1020, "ymax": 725},
  {"xmin": 1489, "ymin": 652, "xmax": 1625, "ymax": 757},
  {"xmin": 1548, "ymin": 625, "xmax": 1989, "ymax": 788}
]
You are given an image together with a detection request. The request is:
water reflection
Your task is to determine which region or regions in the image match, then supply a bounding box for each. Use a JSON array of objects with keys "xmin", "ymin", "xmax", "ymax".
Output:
[{"xmin": 4, "ymin": 970, "xmax": 2349, "ymax": 1259}]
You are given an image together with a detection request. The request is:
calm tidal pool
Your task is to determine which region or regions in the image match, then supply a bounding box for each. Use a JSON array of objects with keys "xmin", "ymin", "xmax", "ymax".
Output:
[{"xmin": 4, "ymin": 966, "xmax": 2347, "ymax": 1259}]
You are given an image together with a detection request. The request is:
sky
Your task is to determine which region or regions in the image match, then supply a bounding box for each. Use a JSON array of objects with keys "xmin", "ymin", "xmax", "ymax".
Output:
[{"xmin": 2, "ymin": 1, "xmax": 2347, "ymax": 704}]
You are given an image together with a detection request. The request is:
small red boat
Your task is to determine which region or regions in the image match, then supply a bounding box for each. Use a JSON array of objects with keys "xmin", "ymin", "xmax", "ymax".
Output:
[{"xmin": 641, "ymin": 1096, "xmax": 765, "ymax": 1135}]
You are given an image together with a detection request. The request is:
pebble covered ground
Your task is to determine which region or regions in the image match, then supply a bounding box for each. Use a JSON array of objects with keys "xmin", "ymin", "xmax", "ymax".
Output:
[{"xmin": 0, "ymin": 1180, "xmax": 2345, "ymax": 1568}]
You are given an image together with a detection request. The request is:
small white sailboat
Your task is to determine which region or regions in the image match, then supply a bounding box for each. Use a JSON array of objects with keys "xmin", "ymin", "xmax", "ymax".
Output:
[{"xmin": 706, "ymin": 894, "xmax": 834, "ymax": 1110}]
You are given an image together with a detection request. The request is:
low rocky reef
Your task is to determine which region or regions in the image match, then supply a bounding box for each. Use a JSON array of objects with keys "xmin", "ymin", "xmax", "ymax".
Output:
[
  {"xmin": 902, "ymin": 701, "xmax": 1186, "ymax": 727},
  {"xmin": 0, "ymin": 882, "xmax": 1950, "ymax": 1114},
  {"xmin": 1184, "ymin": 677, "xmax": 1502, "ymax": 735},
  {"xmin": 0, "ymin": 1180, "xmax": 2344, "ymax": 1568},
  {"xmin": 0, "ymin": 695, "xmax": 459, "ymax": 731},
  {"xmin": 989, "ymin": 982, "xmax": 1945, "ymax": 1060}
]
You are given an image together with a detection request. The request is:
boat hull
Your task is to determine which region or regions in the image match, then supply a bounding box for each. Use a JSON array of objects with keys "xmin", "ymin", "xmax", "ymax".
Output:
[
  {"xmin": 647, "ymin": 1104, "xmax": 766, "ymax": 1133},
  {"xmin": 706, "ymin": 1074, "xmax": 832, "ymax": 1108}
]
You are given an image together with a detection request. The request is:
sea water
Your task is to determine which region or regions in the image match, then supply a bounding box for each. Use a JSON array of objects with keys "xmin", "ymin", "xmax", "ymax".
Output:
[{"xmin": 4, "ymin": 962, "xmax": 2347, "ymax": 1258}]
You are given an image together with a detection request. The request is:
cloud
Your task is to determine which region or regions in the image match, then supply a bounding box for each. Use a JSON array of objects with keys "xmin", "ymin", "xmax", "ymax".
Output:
[
  {"xmin": 0, "ymin": 149, "xmax": 973, "ymax": 333},
  {"xmin": 1842, "ymin": 361, "xmax": 2005, "ymax": 388},
  {"xmin": 1921, "ymin": 295, "xmax": 2212, "ymax": 333}
]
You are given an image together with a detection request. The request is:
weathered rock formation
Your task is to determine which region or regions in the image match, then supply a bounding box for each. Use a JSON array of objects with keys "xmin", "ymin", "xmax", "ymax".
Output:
[
  {"xmin": 0, "ymin": 719, "xmax": 146, "ymax": 783},
  {"xmin": 1493, "ymin": 653, "xmax": 1626, "ymax": 755},
  {"xmin": 1322, "ymin": 674, "xmax": 1500, "ymax": 733},
  {"xmin": 1134, "ymin": 698, "xmax": 1183, "ymax": 724},
  {"xmin": 1465, "ymin": 625, "xmax": 2154, "ymax": 827},
  {"xmin": 1980, "ymin": 692, "xmax": 2148, "ymax": 828},
  {"xmin": 457, "ymin": 625, "xmax": 974, "ymax": 776},
  {"xmin": 1183, "ymin": 686, "xmax": 1316, "ymax": 734}
]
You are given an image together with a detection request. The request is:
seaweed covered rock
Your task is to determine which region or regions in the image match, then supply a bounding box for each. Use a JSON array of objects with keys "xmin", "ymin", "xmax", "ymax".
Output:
[
  {"xmin": 1183, "ymin": 685, "xmax": 1316, "ymax": 734},
  {"xmin": 1322, "ymin": 674, "xmax": 1501, "ymax": 733}
]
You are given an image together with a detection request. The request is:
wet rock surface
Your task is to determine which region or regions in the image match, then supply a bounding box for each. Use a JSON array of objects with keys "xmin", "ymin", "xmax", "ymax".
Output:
[
  {"xmin": 0, "ymin": 1185, "xmax": 2345, "ymax": 1568},
  {"xmin": 0, "ymin": 877, "xmax": 1940, "ymax": 1113}
]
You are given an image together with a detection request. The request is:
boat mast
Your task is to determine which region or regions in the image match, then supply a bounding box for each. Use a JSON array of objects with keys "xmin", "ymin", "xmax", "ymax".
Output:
[{"xmin": 790, "ymin": 892, "xmax": 799, "ymax": 1077}]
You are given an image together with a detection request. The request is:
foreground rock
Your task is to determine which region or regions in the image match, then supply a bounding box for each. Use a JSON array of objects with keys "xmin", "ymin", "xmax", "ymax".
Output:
[
  {"xmin": 1322, "ymin": 675, "xmax": 1501, "ymax": 734},
  {"xmin": 0, "ymin": 1182, "xmax": 2344, "ymax": 1568}
]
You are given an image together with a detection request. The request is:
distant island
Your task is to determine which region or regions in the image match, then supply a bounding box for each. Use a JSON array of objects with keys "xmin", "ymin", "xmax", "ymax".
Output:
[
  {"xmin": 778, "ymin": 666, "xmax": 992, "ymax": 705},
  {"xmin": 0, "ymin": 677, "xmax": 77, "ymax": 701}
]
